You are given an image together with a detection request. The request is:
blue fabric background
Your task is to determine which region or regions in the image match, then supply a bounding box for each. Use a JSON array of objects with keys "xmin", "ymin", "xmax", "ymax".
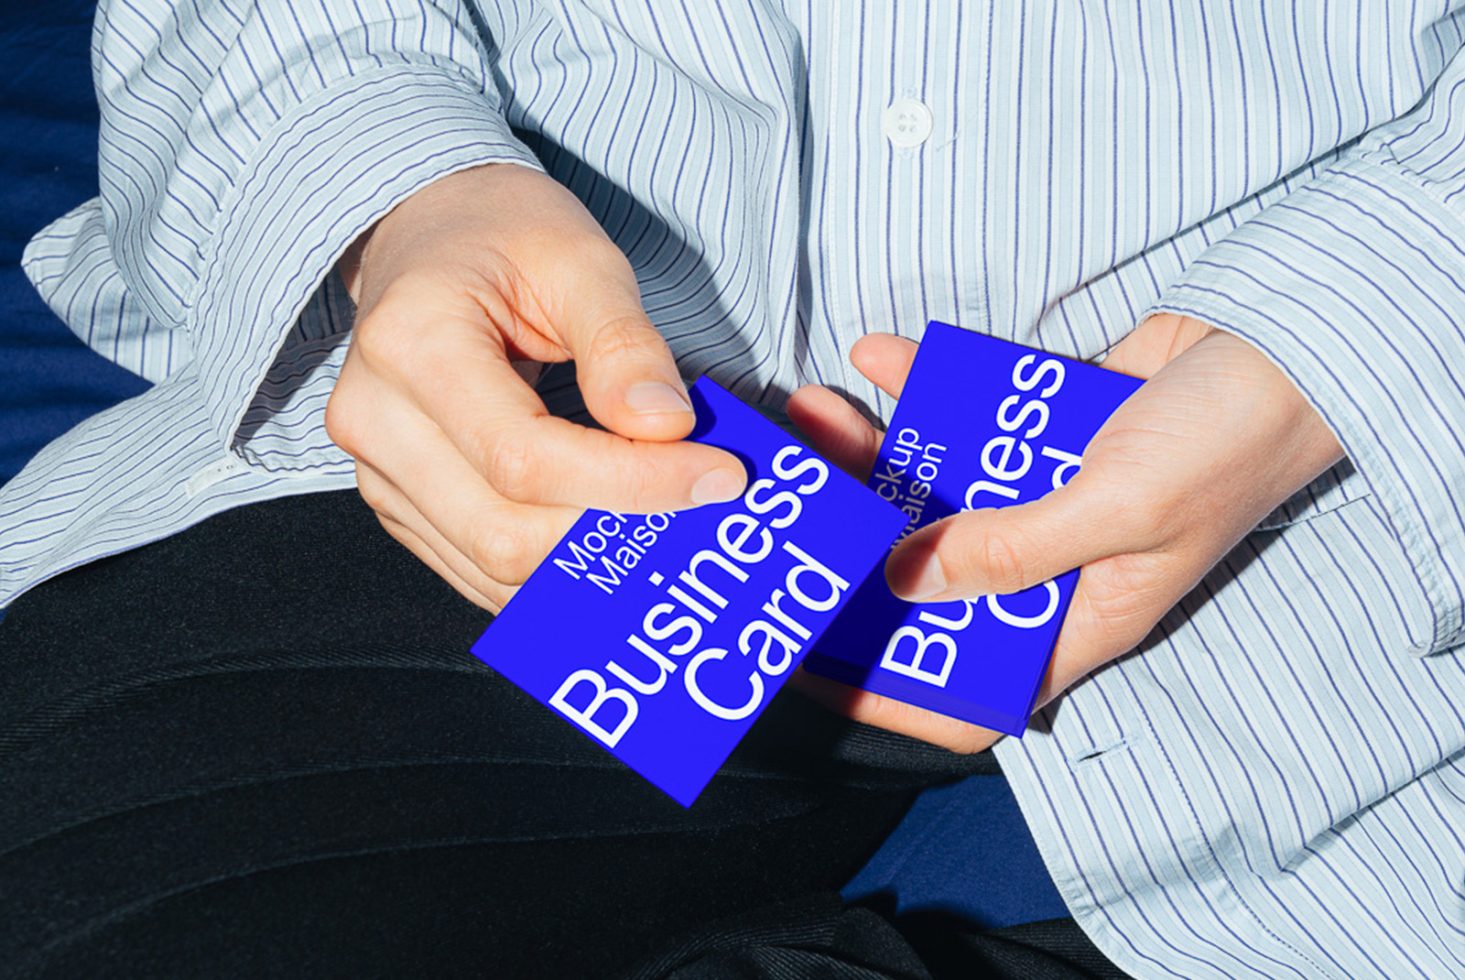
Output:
[
  {"xmin": 0, "ymin": 3, "xmax": 1067, "ymax": 929},
  {"xmin": 0, "ymin": 4, "xmax": 150, "ymax": 487}
]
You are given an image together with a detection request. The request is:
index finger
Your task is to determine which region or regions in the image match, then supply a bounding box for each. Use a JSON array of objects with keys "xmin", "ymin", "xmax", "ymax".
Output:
[{"xmin": 408, "ymin": 340, "xmax": 747, "ymax": 512}]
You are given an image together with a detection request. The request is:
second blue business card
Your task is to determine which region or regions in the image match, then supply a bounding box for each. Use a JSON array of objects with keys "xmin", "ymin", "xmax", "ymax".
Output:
[{"xmin": 804, "ymin": 322, "xmax": 1144, "ymax": 736}]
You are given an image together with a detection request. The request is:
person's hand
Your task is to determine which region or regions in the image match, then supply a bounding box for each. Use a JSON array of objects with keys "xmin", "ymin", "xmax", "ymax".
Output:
[
  {"xmin": 788, "ymin": 314, "xmax": 1345, "ymax": 752},
  {"xmin": 326, "ymin": 163, "xmax": 747, "ymax": 611}
]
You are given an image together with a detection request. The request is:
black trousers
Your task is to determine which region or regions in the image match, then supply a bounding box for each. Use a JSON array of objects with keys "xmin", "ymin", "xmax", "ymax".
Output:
[{"xmin": 0, "ymin": 490, "xmax": 1123, "ymax": 979}]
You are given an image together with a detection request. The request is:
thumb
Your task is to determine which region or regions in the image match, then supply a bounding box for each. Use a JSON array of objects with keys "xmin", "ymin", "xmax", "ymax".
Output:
[
  {"xmin": 554, "ymin": 254, "xmax": 696, "ymax": 442},
  {"xmin": 884, "ymin": 475, "xmax": 1140, "ymax": 603}
]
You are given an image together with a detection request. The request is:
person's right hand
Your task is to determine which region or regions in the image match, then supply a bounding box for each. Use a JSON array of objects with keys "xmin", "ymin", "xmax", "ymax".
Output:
[{"xmin": 325, "ymin": 163, "xmax": 747, "ymax": 612}]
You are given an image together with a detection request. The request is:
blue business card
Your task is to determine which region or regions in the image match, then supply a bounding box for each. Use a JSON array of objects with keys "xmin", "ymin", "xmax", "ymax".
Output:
[
  {"xmin": 804, "ymin": 322, "xmax": 1143, "ymax": 736},
  {"xmin": 470, "ymin": 377, "xmax": 909, "ymax": 806}
]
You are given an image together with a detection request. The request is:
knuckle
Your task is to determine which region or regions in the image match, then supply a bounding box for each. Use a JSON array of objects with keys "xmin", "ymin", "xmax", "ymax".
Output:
[
  {"xmin": 324, "ymin": 389, "xmax": 366, "ymax": 456},
  {"xmin": 352, "ymin": 278, "xmax": 444, "ymax": 373},
  {"xmin": 584, "ymin": 315, "xmax": 661, "ymax": 364},
  {"xmin": 468, "ymin": 521, "xmax": 524, "ymax": 578},
  {"xmin": 972, "ymin": 526, "xmax": 1028, "ymax": 591},
  {"xmin": 475, "ymin": 521, "xmax": 543, "ymax": 585},
  {"xmin": 624, "ymin": 450, "xmax": 669, "ymax": 511},
  {"xmin": 482, "ymin": 429, "xmax": 540, "ymax": 500},
  {"xmin": 621, "ymin": 440, "xmax": 702, "ymax": 513},
  {"xmin": 351, "ymin": 307, "xmax": 412, "ymax": 371},
  {"xmin": 495, "ymin": 552, "xmax": 539, "ymax": 586}
]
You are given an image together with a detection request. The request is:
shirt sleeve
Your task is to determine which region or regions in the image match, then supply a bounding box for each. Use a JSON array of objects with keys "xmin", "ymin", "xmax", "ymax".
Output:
[
  {"xmin": 90, "ymin": 0, "xmax": 544, "ymax": 464},
  {"xmin": 1148, "ymin": 38, "xmax": 1465, "ymax": 657}
]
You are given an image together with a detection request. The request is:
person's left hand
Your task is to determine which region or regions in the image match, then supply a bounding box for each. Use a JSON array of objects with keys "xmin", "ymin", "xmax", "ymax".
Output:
[{"xmin": 787, "ymin": 314, "xmax": 1345, "ymax": 753}]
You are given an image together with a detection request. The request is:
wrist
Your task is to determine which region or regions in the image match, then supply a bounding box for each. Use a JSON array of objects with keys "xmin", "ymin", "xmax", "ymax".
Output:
[{"xmin": 336, "ymin": 162, "xmax": 544, "ymax": 311}]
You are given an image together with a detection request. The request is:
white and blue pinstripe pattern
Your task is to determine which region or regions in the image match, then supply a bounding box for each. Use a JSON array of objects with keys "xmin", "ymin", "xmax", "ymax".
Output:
[{"xmin": 4, "ymin": 3, "xmax": 1463, "ymax": 975}]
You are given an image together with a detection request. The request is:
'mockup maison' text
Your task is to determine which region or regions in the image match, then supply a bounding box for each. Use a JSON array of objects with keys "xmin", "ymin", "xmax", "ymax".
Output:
[
  {"xmin": 549, "ymin": 446, "xmax": 849, "ymax": 746},
  {"xmin": 552, "ymin": 510, "xmax": 681, "ymax": 595}
]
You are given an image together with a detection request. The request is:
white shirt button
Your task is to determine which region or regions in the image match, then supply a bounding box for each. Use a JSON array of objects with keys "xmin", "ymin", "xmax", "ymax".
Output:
[{"xmin": 882, "ymin": 98, "xmax": 933, "ymax": 148}]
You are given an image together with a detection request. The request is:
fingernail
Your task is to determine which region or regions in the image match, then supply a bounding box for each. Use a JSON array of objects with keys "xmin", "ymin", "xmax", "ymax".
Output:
[
  {"xmin": 625, "ymin": 381, "xmax": 693, "ymax": 416},
  {"xmin": 888, "ymin": 550, "xmax": 947, "ymax": 602},
  {"xmin": 690, "ymin": 468, "xmax": 745, "ymax": 506}
]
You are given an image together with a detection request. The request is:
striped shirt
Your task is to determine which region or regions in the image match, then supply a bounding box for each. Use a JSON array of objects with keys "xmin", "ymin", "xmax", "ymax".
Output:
[{"xmin": 6, "ymin": 2, "xmax": 1464, "ymax": 974}]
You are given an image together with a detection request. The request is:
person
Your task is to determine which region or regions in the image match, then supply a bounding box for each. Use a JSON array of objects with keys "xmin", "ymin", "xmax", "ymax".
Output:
[{"xmin": 2, "ymin": 2, "xmax": 1461, "ymax": 977}]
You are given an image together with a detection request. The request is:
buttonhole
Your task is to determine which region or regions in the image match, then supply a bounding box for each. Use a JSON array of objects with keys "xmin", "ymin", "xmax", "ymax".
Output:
[{"xmin": 1068, "ymin": 736, "xmax": 1132, "ymax": 769}]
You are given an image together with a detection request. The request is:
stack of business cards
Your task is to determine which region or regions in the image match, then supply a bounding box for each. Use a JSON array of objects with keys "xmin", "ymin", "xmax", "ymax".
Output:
[{"xmin": 804, "ymin": 322, "xmax": 1143, "ymax": 736}]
